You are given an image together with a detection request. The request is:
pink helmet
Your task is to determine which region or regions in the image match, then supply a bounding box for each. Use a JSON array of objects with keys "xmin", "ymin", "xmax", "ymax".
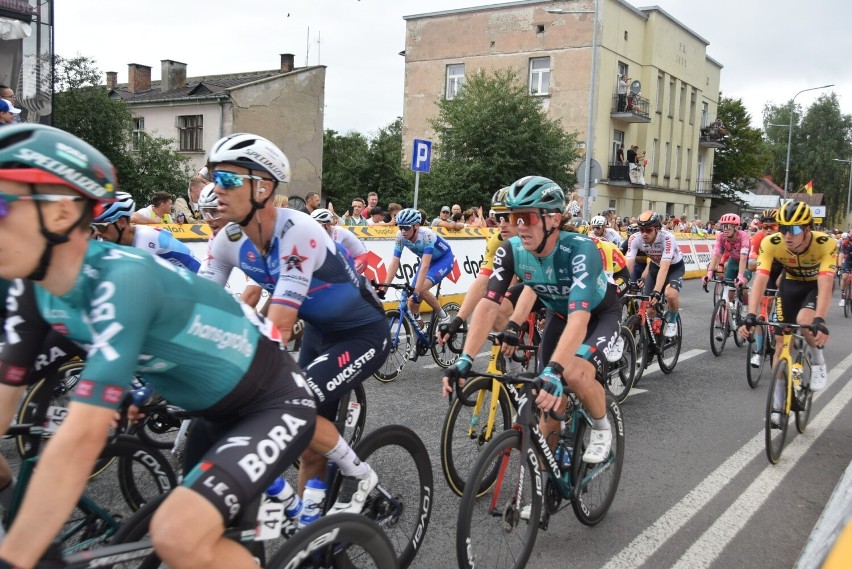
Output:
[{"xmin": 719, "ymin": 213, "xmax": 740, "ymax": 225}]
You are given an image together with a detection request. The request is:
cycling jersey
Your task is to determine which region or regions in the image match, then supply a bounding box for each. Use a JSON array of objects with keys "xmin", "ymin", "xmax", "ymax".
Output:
[
  {"xmin": 0, "ymin": 277, "xmax": 8, "ymax": 320},
  {"xmin": 133, "ymin": 225, "xmax": 201, "ymax": 273},
  {"xmin": 393, "ymin": 226, "xmax": 452, "ymax": 261},
  {"xmin": 592, "ymin": 238, "xmax": 629, "ymax": 294},
  {"xmin": 200, "ymin": 209, "xmax": 385, "ymax": 332},
  {"xmin": 330, "ymin": 226, "xmax": 368, "ymax": 273},
  {"xmin": 756, "ymin": 231, "xmax": 838, "ymax": 282},
  {"xmin": 712, "ymin": 229, "xmax": 750, "ymax": 261},
  {"xmin": 749, "ymin": 230, "xmax": 771, "ymax": 261},
  {"xmin": 625, "ymin": 230, "xmax": 683, "ymax": 265},
  {"xmin": 486, "ymin": 231, "xmax": 609, "ymax": 316},
  {"xmin": 479, "ymin": 231, "xmax": 503, "ymax": 277},
  {"xmin": 592, "ymin": 227, "xmax": 623, "ymax": 247},
  {"xmin": 839, "ymin": 238, "xmax": 852, "ymax": 271}
]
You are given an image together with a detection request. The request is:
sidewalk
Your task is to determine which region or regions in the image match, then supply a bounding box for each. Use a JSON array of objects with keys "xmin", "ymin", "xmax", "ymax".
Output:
[{"xmin": 796, "ymin": 460, "xmax": 852, "ymax": 568}]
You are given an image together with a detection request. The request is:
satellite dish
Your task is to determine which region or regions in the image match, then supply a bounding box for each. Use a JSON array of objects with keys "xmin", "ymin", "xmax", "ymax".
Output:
[{"xmin": 630, "ymin": 80, "xmax": 642, "ymax": 95}]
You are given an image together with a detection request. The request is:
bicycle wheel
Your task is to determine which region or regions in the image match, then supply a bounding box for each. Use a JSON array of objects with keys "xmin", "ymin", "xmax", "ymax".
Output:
[
  {"xmin": 657, "ymin": 313, "xmax": 682, "ymax": 374},
  {"xmin": 795, "ymin": 359, "xmax": 813, "ymax": 434},
  {"xmin": 571, "ymin": 392, "xmax": 625, "ymax": 525},
  {"xmin": 605, "ymin": 326, "xmax": 636, "ymax": 404},
  {"xmin": 709, "ymin": 300, "xmax": 728, "ymax": 356},
  {"xmin": 337, "ymin": 425, "xmax": 432, "ymax": 568},
  {"xmin": 732, "ymin": 302, "xmax": 746, "ymax": 347},
  {"xmin": 430, "ymin": 301, "xmax": 464, "ymax": 368},
  {"xmin": 440, "ymin": 375, "xmax": 513, "ymax": 497},
  {"xmin": 456, "ymin": 429, "xmax": 540, "ymax": 569},
  {"xmin": 342, "ymin": 382, "xmax": 368, "ymax": 447},
  {"xmin": 111, "ymin": 435, "xmax": 179, "ymax": 512},
  {"xmin": 624, "ymin": 315, "xmax": 648, "ymax": 386},
  {"xmin": 266, "ymin": 513, "xmax": 399, "ymax": 569},
  {"xmin": 15, "ymin": 360, "xmax": 82, "ymax": 458},
  {"xmin": 746, "ymin": 330, "xmax": 770, "ymax": 389},
  {"xmin": 713, "ymin": 280, "xmax": 723, "ymax": 305},
  {"xmin": 765, "ymin": 360, "xmax": 790, "ymax": 464},
  {"xmin": 845, "ymin": 280, "xmax": 851, "ymax": 318},
  {"xmin": 373, "ymin": 310, "xmax": 411, "ymax": 382}
]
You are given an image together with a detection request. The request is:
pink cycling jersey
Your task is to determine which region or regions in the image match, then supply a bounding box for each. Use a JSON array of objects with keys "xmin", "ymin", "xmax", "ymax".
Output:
[{"xmin": 712, "ymin": 229, "xmax": 750, "ymax": 260}]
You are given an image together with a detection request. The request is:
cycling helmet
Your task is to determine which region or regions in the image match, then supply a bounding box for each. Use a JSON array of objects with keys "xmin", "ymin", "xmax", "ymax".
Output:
[
  {"xmin": 842, "ymin": 232, "xmax": 849, "ymax": 239},
  {"xmin": 207, "ymin": 133, "xmax": 290, "ymax": 183},
  {"xmin": 197, "ymin": 183, "xmax": 218, "ymax": 209},
  {"xmin": 491, "ymin": 187, "xmax": 510, "ymax": 212},
  {"xmin": 590, "ymin": 215, "xmax": 607, "ymax": 227},
  {"xmin": 396, "ymin": 208, "xmax": 421, "ymax": 227},
  {"xmin": 310, "ymin": 208, "xmax": 334, "ymax": 224},
  {"xmin": 94, "ymin": 191, "xmax": 135, "ymax": 223},
  {"xmin": 505, "ymin": 176, "xmax": 565, "ymax": 211},
  {"xmin": 719, "ymin": 213, "xmax": 740, "ymax": 226},
  {"xmin": 777, "ymin": 200, "xmax": 812, "ymax": 226},
  {"xmin": 760, "ymin": 209, "xmax": 778, "ymax": 223},
  {"xmin": 636, "ymin": 210, "xmax": 662, "ymax": 228},
  {"xmin": 566, "ymin": 216, "xmax": 589, "ymax": 234},
  {"xmin": 0, "ymin": 124, "xmax": 117, "ymax": 200}
]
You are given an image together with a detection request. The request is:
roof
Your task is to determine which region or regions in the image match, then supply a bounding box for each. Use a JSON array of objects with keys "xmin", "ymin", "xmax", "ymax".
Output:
[
  {"xmin": 742, "ymin": 193, "xmax": 781, "ymax": 210},
  {"xmin": 753, "ymin": 176, "xmax": 784, "ymax": 197}
]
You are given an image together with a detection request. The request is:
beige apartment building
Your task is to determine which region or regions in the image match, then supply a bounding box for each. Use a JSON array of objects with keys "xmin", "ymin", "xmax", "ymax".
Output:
[{"xmin": 402, "ymin": 0, "xmax": 723, "ymax": 221}]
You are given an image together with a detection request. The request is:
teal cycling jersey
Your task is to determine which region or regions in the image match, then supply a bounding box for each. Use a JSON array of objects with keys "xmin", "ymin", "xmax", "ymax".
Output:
[
  {"xmin": 0, "ymin": 240, "xmax": 280, "ymax": 411},
  {"xmin": 485, "ymin": 231, "xmax": 608, "ymax": 315},
  {"xmin": 0, "ymin": 277, "xmax": 8, "ymax": 320},
  {"xmin": 393, "ymin": 227, "xmax": 452, "ymax": 261}
]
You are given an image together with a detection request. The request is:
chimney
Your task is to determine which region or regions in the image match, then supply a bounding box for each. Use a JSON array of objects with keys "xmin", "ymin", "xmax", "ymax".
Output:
[
  {"xmin": 127, "ymin": 63, "xmax": 151, "ymax": 93},
  {"xmin": 161, "ymin": 59, "xmax": 187, "ymax": 92},
  {"xmin": 280, "ymin": 53, "xmax": 295, "ymax": 73},
  {"xmin": 105, "ymin": 71, "xmax": 117, "ymax": 89}
]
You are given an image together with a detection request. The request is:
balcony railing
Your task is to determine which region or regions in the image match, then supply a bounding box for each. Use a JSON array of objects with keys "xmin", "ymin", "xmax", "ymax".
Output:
[
  {"xmin": 610, "ymin": 94, "xmax": 651, "ymax": 122},
  {"xmin": 695, "ymin": 179, "xmax": 715, "ymax": 195},
  {"xmin": 699, "ymin": 124, "xmax": 727, "ymax": 149},
  {"xmin": 608, "ymin": 164, "xmax": 630, "ymax": 183}
]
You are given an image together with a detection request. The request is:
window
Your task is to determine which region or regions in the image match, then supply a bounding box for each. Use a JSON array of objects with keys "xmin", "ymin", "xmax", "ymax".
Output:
[
  {"xmin": 666, "ymin": 202, "xmax": 674, "ymax": 217},
  {"xmin": 611, "ymin": 129, "xmax": 624, "ymax": 164},
  {"xmin": 679, "ymin": 85, "xmax": 687, "ymax": 121},
  {"xmin": 529, "ymin": 57, "xmax": 551, "ymax": 95},
  {"xmin": 664, "ymin": 142, "xmax": 671, "ymax": 177},
  {"xmin": 445, "ymin": 64, "xmax": 465, "ymax": 100},
  {"xmin": 177, "ymin": 115, "xmax": 203, "ymax": 152},
  {"xmin": 608, "ymin": 199, "xmax": 617, "ymax": 210},
  {"xmin": 701, "ymin": 102, "xmax": 709, "ymax": 128},
  {"xmin": 651, "ymin": 138, "xmax": 658, "ymax": 175},
  {"xmin": 131, "ymin": 117, "xmax": 144, "ymax": 151},
  {"xmin": 668, "ymin": 80, "xmax": 675, "ymax": 117},
  {"xmin": 656, "ymin": 74, "xmax": 664, "ymax": 113},
  {"xmin": 686, "ymin": 148, "xmax": 692, "ymax": 180},
  {"xmin": 675, "ymin": 145, "xmax": 682, "ymax": 179},
  {"xmin": 689, "ymin": 89, "xmax": 696, "ymax": 124}
]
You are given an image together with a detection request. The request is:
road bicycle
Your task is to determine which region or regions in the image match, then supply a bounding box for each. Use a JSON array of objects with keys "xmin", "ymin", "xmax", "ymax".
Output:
[
  {"xmin": 745, "ymin": 288, "xmax": 778, "ymax": 388},
  {"xmin": 621, "ymin": 288, "xmax": 683, "ymax": 382},
  {"xmin": 842, "ymin": 272, "xmax": 851, "ymax": 318},
  {"xmin": 372, "ymin": 279, "xmax": 465, "ymax": 381},
  {"xmin": 761, "ymin": 320, "xmax": 816, "ymax": 464},
  {"xmin": 704, "ymin": 279, "xmax": 747, "ymax": 356},
  {"xmin": 451, "ymin": 369, "xmax": 624, "ymax": 569}
]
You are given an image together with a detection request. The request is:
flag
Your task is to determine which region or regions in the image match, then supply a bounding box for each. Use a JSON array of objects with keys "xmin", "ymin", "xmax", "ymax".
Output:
[{"xmin": 802, "ymin": 179, "xmax": 814, "ymax": 195}]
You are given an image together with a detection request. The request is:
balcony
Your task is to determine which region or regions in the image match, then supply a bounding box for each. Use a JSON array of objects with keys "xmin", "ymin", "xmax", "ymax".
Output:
[
  {"xmin": 699, "ymin": 125, "xmax": 727, "ymax": 149},
  {"xmin": 610, "ymin": 94, "xmax": 651, "ymax": 123},
  {"xmin": 607, "ymin": 164, "xmax": 630, "ymax": 185},
  {"xmin": 695, "ymin": 179, "xmax": 716, "ymax": 196}
]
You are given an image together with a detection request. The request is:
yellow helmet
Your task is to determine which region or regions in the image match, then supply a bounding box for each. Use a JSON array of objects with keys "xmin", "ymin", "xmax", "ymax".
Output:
[
  {"xmin": 491, "ymin": 187, "xmax": 510, "ymax": 212},
  {"xmin": 760, "ymin": 209, "xmax": 778, "ymax": 223},
  {"xmin": 777, "ymin": 200, "xmax": 812, "ymax": 226}
]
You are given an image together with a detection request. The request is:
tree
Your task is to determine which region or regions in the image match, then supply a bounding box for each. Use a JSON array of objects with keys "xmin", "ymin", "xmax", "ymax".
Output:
[
  {"xmin": 424, "ymin": 68, "xmax": 579, "ymax": 214},
  {"xmin": 322, "ymin": 128, "xmax": 369, "ymax": 208},
  {"xmin": 711, "ymin": 95, "xmax": 770, "ymax": 207}
]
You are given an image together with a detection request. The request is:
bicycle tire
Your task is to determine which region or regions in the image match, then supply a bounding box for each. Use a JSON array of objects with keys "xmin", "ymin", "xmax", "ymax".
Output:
[
  {"xmin": 330, "ymin": 425, "xmax": 432, "ymax": 568},
  {"xmin": 373, "ymin": 310, "xmax": 411, "ymax": 382},
  {"xmin": 605, "ymin": 326, "xmax": 636, "ymax": 404},
  {"xmin": 341, "ymin": 382, "xmax": 368, "ymax": 447},
  {"xmin": 624, "ymin": 315, "xmax": 648, "ymax": 386},
  {"xmin": 732, "ymin": 302, "xmax": 746, "ymax": 348},
  {"xmin": 455, "ymin": 429, "xmax": 540, "ymax": 569},
  {"xmin": 657, "ymin": 313, "xmax": 682, "ymax": 374},
  {"xmin": 571, "ymin": 392, "xmax": 625, "ymax": 525},
  {"xmin": 709, "ymin": 300, "xmax": 728, "ymax": 356},
  {"xmin": 845, "ymin": 281, "xmax": 851, "ymax": 318},
  {"xmin": 746, "ymin": 330, "xmax": 770, "ymax": 389},
  {"xmin": 440, "ymin": 375, "xmax": 513, "ymax": 497},
  {"xmin": 795, "ymin": 359, "xmax": 813, "ymax": 434},
  {"xmin": 765, "ymin": 359, "xmax": 790, "ymax": 464},
  {"xmin": 266, "ymin": 512, "xmax": 400, "ymax": 569},
  {"xmin": 712, "ymin": 280, "xmax": 724, "ymax": 305},
  {"xmin": 430, "ymin": 301, "xmax": 464, "ymax": 368},
  {"xmin": 111, "ymin": 435, "xmax": 179, "ymax": 512},
  {"xmin": 15, "ymin": 361, "xmax": 82, "ymax": 458}
]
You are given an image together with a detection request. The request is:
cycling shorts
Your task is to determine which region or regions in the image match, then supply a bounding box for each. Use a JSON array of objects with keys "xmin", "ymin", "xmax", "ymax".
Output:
[
  {"xmin": 298, "ymin": 318, "xmax": 390, "ymax": 421},
  {"xmin": 181, "ymin": 339, "xmax": 316, "ymax": 523},
  {"xmin": 643, "ymin": 260, "xmax": 685, "ymax": 295},
  {"xmin": 0, "ymin": 328, "xmax": 86, "ymax": 387},
  {"xmin": 773, "ymin": 280, "xmax": 818, "ymax": 326},
  {"xmin": 414, "ymin": 252, "xmax": 455, "ymax": 288},
  {"xmin": 722, "ymin": 259, "xmax": 741, "ymax": 282},
  {"xmin": 843, "ymin": 259, "xmax": 852, "ymax": 273}
]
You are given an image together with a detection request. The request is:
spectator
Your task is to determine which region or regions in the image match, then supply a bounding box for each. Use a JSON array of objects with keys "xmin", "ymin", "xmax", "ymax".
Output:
[
  {"xmin": 131, "ymin": 191, "xmax": 174, "ymax": 224},
  {"xmin": 342, "ymin": 197, "xmax": 368, "ymax": 226},
  {"xmin": 677, "ymin": 215, "xmax": 689, "ymax": 232},
  {"xmin": 432, "ymin": 205, "xmax": 463, "ymax": 230},
  {"xmin": 463, "ymin": 207, "xmax": 485, "ymax": 227},
  {"xmin": 366, "ymin": 191, "xmax": 379, "ymax": 210},
  {"xmin": 273, "ymin": 195, "xmax": 289, "ymax": 208},
  {"xmin": 616, "ymin": 75, "xmax": 628, "ymax": 112},
  {"xmin": 616, "ymin": 144, "xmax": 625, "ymax": 165},
  {"xmin": 0, "ymin": 99, "xmax": 20, "ymax": 125},
  {"xmin": 382, "ymin": 202, "xmax": 402, "ymax": 225},
  {"xmin": 367, "ymin": 206, "xmax": 385, "ymax": 225},
  {"xmin": 566, "ymin": 192, "xmax": 581, "ymax": 217},
  {"xmin": 706, "ymin": 220, "xmax": 716, "ymax": 234},
  {"xmin": 0, "ymin": 85, "xmax": 20, "ymax": 123},
  {"xmin": 305, "ymin": 191, "xmax": 321, "ymax": 214},
  {"xmin": 173, "ymin": 170, "xmax": 209, "ymax": 221},
  {"xmin": 691, "ymin": 219, "xmax": 706, "ymax": 236},
  {"xmin": 451, "ymin": 204, "xmax": 462, "ymax": 217}
]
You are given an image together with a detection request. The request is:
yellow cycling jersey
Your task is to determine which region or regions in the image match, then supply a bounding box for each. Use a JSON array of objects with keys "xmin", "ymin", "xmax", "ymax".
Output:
[
  {"xmin": 593, "ymin": 238, "xmax": 628, "ymax": 276},
  {"xmin": 756, "ymin": 230, "xmax": 838, "ymax": 281},
  {"xmin": 479, "ymin": 231, "xmax": 503, "ymax": 277}
]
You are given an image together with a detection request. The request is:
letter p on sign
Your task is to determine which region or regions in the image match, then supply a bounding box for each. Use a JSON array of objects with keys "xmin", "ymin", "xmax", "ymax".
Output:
[{"xmin": 411, "ymin": 139, "xmax": 432, "ymax": 173}]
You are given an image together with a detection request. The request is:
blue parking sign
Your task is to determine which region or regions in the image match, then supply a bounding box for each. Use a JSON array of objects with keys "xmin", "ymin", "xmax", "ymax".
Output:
[{"xmin": 411, "ymin": 139, "xmax": 432, "ymax": 173}]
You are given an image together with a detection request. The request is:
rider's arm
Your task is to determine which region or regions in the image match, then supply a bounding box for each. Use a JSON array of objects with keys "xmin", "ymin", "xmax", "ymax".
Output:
[
  {"xmin": 746, "ymin": 271, "xmax": 769, "ymax": 315},
  {"xmin": 815, "ymin": 273, "xmax": 833, "ymax": 322},
  {"xmin": 707, "ymin": 254, "xmax": 720, "ymax": 274},
  {"xmin": 241, "ymin": 283, "xmax": 264, "ymax": 309}
]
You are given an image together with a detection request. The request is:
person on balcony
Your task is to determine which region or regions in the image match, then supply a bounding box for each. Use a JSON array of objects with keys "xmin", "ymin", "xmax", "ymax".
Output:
[{"xmin": 617, "ymin": 75, "xmax": 628, "ymax": 112}]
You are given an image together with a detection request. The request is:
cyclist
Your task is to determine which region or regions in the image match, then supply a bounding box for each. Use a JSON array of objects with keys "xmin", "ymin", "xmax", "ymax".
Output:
[
  {"xmin": 625, "ymin": 210, "xmax": 684, "ymax": 337},
  {"xmin": 197, "ymin": 182, "xmax": 224, "ymax": 236},
  {"xmin": 590, "ymin": 214, "xmax": 623, "ymax": 247},
  {"xmin": 91, "ymin": 190, "xmax": 201, "ymax": 273},
  {"xmin": 380, "ymin": 207, "xmax": 455, "ymax": 327},
  {"xmin": 198, "ymin": 133, "xmax": 389, "ymax": 513},
  {"xmin": 442, "ymin": 176, "xmax": 619, "ymax": 468},
  {"xmin": 0, "ymin": 124, "xmax": 316, "ymax": 569},
  {"xmin": 839, "ymin": 232, "xmax": 852, "ymax": 307},
  {"xmin": 310, "ymin": 208, "xmax": 368, "ymax": 273},
  {"xmin": 565, "ymin": 217, "xmax": 630, "ymax": 298},
  {"xmin": 703, "ymin": 213, "xmax": 750, "ymax": 291},
  {"xmin": 740, "ymin": 200, "xmax": 834, "ymax": 401}
]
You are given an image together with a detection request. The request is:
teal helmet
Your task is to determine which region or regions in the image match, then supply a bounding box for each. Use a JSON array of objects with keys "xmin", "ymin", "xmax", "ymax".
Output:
[
  {"xmin": 506, "ymin": 176, "xmax": 565, "ymax": 211},
  {"xmin": 0, "ymin": 124, "xmax": 117, "ymax": 201}
]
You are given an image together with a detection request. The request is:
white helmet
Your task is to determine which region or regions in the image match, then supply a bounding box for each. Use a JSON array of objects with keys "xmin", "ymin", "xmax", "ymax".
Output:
[
  {"xmin": 207, "ymin": 133, "xmax": 290, "ymax": 182},
  {"xmin": 591, "ymin": 215, "xmax": 607, "ymax": 227},
  {"xmin": 843, "ymin": 232, "xmax": 849, "ymax": 239},
  {"xmin": 94, "ymin": 191, "xmax": 135, "ymax": 223},
  {"xmin": 310, "ymin": 208, "xmax": 334, "ymax": 224},
  {"xmin": 197, "ymin": 183, "xmax": 217, "ymax": 209}
]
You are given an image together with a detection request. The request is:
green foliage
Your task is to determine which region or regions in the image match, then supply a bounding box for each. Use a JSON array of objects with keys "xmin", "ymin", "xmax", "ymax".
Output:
[
  {"xmin": 711, "ymin": 95, "xmax": 770, "ymax": 207},
  {"xmin": 122, "ymin": 133, "xmax": 193, "ymax": 205}
]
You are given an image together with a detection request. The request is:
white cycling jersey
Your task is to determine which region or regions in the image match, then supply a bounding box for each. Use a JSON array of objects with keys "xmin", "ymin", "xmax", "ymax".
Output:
[
  {"xmin": 625, "ymin": 229, "xmax": 683, "ymax": 265},
  {"xmin": 132, "ymin": 225, "xmax": 200, "ymax": 272},
  {"xmin": 330, "ymin": 226, "xmax": 367, "ymax": 262}
]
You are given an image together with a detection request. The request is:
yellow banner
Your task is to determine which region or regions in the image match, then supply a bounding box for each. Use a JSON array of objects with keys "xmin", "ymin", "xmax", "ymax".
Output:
[
  {"xmin": 351, "ymin": 225, "xmax": 498, "ymax": 240},
  {"xmin": 149, "ymin": 223, "xmax": 212, "ymax": 241}
]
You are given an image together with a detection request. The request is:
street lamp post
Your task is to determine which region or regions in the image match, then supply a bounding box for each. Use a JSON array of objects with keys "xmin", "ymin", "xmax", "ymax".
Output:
[
  {"xmin": 833, "ymin": 157, "xmax": 852, "ymax": 231},
  {"xmin": 782, "ymin": 84, "xmax": 834, "ymax": 199}
]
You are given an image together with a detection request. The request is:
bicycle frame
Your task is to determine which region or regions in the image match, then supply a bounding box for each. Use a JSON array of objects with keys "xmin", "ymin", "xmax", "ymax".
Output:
[{"xmin": 767, "ymin": 323, "xmax": 810, "ymax": 415}]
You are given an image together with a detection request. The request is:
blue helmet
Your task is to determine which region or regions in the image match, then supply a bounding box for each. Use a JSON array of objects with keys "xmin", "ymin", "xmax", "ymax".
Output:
[
  {"xmin": 396, "ymin": 208, "xmax": 421, "ymax": 226},
  {"xmin": 94, "ymin": 191, "xmax": 135, "ymax": 223}
]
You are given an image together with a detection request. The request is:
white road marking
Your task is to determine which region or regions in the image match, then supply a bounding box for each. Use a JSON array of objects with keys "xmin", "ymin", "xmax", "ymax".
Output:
[{"xmin": 602, "ymin": 352, "xmax": 852, "ymax": 569}]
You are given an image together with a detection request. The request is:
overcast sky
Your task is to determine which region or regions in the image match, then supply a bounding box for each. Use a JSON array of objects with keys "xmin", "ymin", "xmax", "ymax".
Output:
[{"xmin": 55, "ymin": 0, "xmax": 849, "ymax": 136}]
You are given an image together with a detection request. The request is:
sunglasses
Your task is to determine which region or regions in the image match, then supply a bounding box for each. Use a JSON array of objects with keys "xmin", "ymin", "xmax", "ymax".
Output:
[
  {"xmin": 199, "ymin": 207, "xmax": 220, "ymax": 221},
  {"xmin": 90, "ymin": 222, "xmax": 112, "ymax": 232},
  {"xmin": 721, "ymin": 224, "xmax": 738, "ymax": 231},
  {"xmin": 509, "ymin": 212, "xmax": 557, "ymax": 226},
  {"xmin": 397, "ymin": 225, "xmax": 413, "ymax": 232},
  {"xmin": 212, "ymin": 170, "xmax": 267, "ymax": 190},
  {"xmin": 778, "ymin": 225, "xmax": 804, "ymax": 236},
  {"xmin": 0, "ymin": 191, "xmax": 84, "ymax": 220},
  {"xmin": 493, "ymin": 212, "xmax": 510, "ymax": 223},
  {"xmin": 638, "ymin": 227, "xmax": 656, "ymax": 234}
]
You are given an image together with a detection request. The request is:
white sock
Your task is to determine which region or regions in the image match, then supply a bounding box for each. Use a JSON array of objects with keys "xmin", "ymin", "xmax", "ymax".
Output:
[
  {"xmin": 324, "ymin": 435, "xmax": 369, "ymax": 478},
  {"xmin": 590, "ymin": 414, "xmax": 611, "ymax": 431},
  {"xmin": 809, "ymin": 346, "xmax": 825, "ymax": 365}
]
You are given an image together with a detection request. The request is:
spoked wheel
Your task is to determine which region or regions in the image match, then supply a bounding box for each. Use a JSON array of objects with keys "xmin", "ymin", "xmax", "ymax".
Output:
[
  {"xmin": 374, "ymin": 310, "xmax": 411, "ymax": 382},
  {"xmin": 709, "ymin": 300, "xmax": 728, "ymax": 356},
  {"xmin": 605, "ymin": 326, "xmax": 636, "ymax": 404},
  {"xmin": 657, "ymin": 313, "xmax": 682, "ymax": 374},
  {"xmin": 624, "ymin": 315, "xmax": 648, "ymax": 386},
  {"xmin": 795, "ymin": 359, "xmax": 813, "ymax": 434},
  {"xmin": 765, "ymin": 360, "xmax": 790, "ymax": 464},
  {"xmin": 456, "ymin": 429, "xmax": 541, "ymax": 569},
  {"xmin": 713, "ymin": 280, "xmax": 724, "ymax": 305},
  {"xmin": 430, "ymin": 302, "xmax": 464, "ymax": 368},
  {"xmin": 746, "ymin": 330, "xmax": 770, "ymax": 389},
  {"xmin": 440, "ymin": 376, "xmax": 513, "ymax": 497},
  {"xmin": 845, "ymin": 281, "xmax": 851, "ymax": 318}
]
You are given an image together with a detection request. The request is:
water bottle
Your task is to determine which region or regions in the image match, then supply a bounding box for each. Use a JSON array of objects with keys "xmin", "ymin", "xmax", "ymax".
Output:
[
  {"xmin": 558, "ymin": 445, "xmax": 572, "ymax": 471},
  {"xmin": 266, "ymin": 477, "xmax": 303, "ymax": 520},
  {"xmin": 299, "ymin": 478, "xmax": 327, "ymax": 527}
]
